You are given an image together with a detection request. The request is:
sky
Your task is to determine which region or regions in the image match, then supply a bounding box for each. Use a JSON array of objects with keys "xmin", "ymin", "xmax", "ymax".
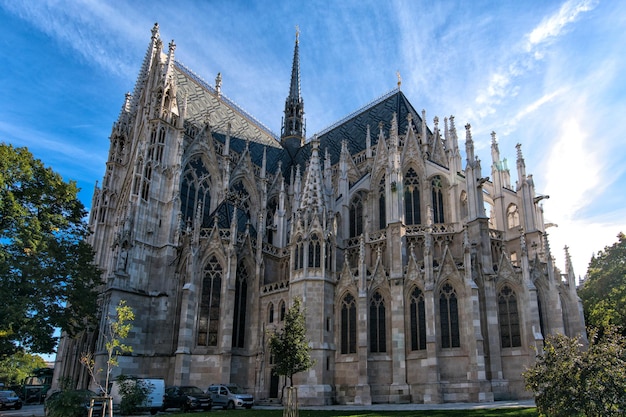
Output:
[{"xmin": 1, "ymin": 0, "xmax": 625, "ymax": 280}]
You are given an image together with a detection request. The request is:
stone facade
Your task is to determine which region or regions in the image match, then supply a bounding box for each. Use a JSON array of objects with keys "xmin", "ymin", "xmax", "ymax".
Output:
[{"xmin": 53, "ymin": 24, "xmax": 586, "ymax": 405}]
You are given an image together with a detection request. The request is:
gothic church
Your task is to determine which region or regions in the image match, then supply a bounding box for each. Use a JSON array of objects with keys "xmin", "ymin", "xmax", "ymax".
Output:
[{"xmin": 54, "ymin": 23, "xmax": 586, "ymax": 405}]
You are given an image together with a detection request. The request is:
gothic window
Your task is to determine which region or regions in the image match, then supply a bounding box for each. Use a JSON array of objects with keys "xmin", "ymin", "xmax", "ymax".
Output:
[
  {"xmin": 198, "ymin": 256, "xmax": 222, "ymax": 347},
  {"xmin": 279, "ymin": 300, "xmax": 286, "ymax": 321},
  {"xmin": 181, "ymin": 157, "xmax": 212, "ymax": 228},
  {"xmin": 341, "ymin": 293, "xmax": 357, "ymax": 354},
  {"xmin": 439, "ymin": 283, "xmax": 460, "ymax": 348},
  {"xmin": 155, "ymin": 127, "xmax": 166, "ymax": 163},
  {"xmin": 431, "ymin": 175, "xmax": 445, "ymax": 224},
  {"xmin": 325, "ymin": 240, "xmax": 332, "ymax": 271},
  {"xmin": 308, "ymin": 234, "xmax": 321, "ymax": 268},
  {"xmin": 132, "ymin": 159, "xmax": 143, "ymax": 196},
  {"xmin": 349, "ymin": 194, "xmax": 363, "ymax": 238},
  {"xmin": 141, "ymin": 163, "xmax": 152, "ymax": 201},
  {"xmin": 410, "ymin": 287, "xmax": 427, "ymax": 351},
  {"xmin": 268, "ymin": 302, "xmax": 274, "ymax": 323},
  {"xmin": 294, "ymin": 237, "xmax": 303, "ymax": 270},
  {"xmin": 378, "ymin": 176, "xmax": 386, "ymax": 229},
  {"xmin": 266, "ymin": 197, "xmax": 278, "ymax": 245},
  {"xmin": 507, "ymin": 204, "xmax": 520, "ymax": 229},
  {"xmin": 147, "ymin": 128, "xmax": 157, "ymax": 160},
  {"xmin": 404, "ymin": 168, "xmax": 421, "ymax": 225},
  {"xmin": 232, "ymin": 262, "xmax": 248, "ymax": 348},
  {"xmin": 369, "ymin": 291, "xmax": 386, "ymax": 353},
  {"xmin": 498, "ymin": 285, "xmax": 521, "ymax": 348}
]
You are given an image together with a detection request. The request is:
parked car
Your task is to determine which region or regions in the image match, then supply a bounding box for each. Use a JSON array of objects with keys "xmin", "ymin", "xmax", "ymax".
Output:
[
  {"xmin": 43, "ymin": 390, "xmax": 103, "ymax": 417},
  {"xmin": 110, "ymin": 377, "xmax": 164, "ymax": 415},
  {"xmin": 162, "ymin": 386, "xmax": 212, "ymax": 412},
  {"xmin": 0, "ymin": 390, "xmax": 23, "ymax": 410},
  {"xmin": 207, "ymin": 384, "xmax": 253, "ymax": 409}
]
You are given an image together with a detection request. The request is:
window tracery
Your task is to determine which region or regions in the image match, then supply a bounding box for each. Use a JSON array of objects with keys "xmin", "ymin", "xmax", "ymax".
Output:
[
  {"xmin": 404, "ymin": 168, "xmax": 421, "ymax": 225},
  {"xmin": 440, "ymin": 282, "xmax": 460, "ymax": 348},
  {"xmin": 198, "ymin": 256, "xmax": 222, "ymax": 347}
]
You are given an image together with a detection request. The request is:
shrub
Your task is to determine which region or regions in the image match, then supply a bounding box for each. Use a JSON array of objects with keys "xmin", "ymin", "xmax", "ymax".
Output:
[{"xmin": 116, "ymin": 375, "xmax": 152, "ymax": 415}]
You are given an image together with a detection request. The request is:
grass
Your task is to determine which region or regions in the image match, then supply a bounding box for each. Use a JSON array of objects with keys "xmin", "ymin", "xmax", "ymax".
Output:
[{"xmin": 164, "ymin": 407, "xmax": 538, "ymax": 417}]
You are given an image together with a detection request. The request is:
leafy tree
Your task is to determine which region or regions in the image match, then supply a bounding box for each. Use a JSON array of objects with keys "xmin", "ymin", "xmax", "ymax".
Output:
[
  {"xmin": 268, "ymin": 297, "xmax": 314, "ymax": 387},
  {"xmin": 524, "ymin": 328, "xmax": 626, "ymax": 417},
  {"xmin": 0, "ymin": 351, "xmax": 46, "ymax": 385},
  {"xmin": 578, "ymin": 232, "xmax": 626, "ymax": 334},
  {"xmin": 0, "ymin": 143, "xmax": 102, "ymax": 355},
  {"xmin": 81, "ymin": 300, "xmax": 134, "ymax": 396}
]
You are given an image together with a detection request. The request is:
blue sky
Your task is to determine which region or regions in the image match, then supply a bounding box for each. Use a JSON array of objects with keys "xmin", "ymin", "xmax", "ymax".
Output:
[{"xmin": 1, "ymin": 0, "xmax": 624, "ymax": 279}]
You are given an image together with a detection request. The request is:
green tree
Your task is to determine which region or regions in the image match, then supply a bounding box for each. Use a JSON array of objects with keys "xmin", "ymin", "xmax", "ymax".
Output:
[
  {"xmin": 578, "ymin": 232, "xmax": 626, "ymax": 334},
  {"xmin": 268, "ymin": 297, "xmax": 314, "ymax": 387},
  {"xmin": 0, "ymin": 351, "xmax": 46, "ymax": 385},
  {"xmin": 0, "ymin": 143, "xmax": 102, "ymax": 355},
  {"xmin": 81, "ymin": 300, "xmax": 134, "ymax": 396},
  {"xmin": 524, "ymin": 328, "xmax": 626, "ymax": 417}
]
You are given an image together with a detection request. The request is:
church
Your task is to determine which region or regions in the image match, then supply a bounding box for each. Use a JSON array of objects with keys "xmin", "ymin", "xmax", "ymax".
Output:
[{"xmin": 53, "ymin": 23, "xmax": 586, "ymax": 405}]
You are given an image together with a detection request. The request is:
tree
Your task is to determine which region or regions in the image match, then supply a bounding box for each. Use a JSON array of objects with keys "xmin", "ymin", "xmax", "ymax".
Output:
[
  {"xmin": 0, "ymin": 143, "xmax": 102, "ymax": 355},
  {"xmin": 0, "ymin": 351, "xmax": 46, "ymax": 385},
  {"xmin": 268, "ymin": 297, "xmax": 314, "ymax": 387},
  {"xmin": 80, "ymin": 300, "xmax": 134, "ymax": 396},
  {"xmin": 578, "ymin": 232, "xmax": 626, "ymax": 334},
  {"xmin": 524, "ymin": 328, "xmax": 626, "ymax": 417}
]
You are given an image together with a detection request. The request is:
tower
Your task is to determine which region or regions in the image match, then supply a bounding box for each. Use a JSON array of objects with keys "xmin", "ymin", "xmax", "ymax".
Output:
[{"xmin": 281, "ymin": 29, "xmax": 305, "ymax": 155}]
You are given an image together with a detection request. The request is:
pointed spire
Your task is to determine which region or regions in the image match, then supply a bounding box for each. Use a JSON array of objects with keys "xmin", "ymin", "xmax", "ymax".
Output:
[
  {"xmin": 281, "ymin": 28, "xmax": 305, "ymax": 151},
  {"xmin": 465, "ymin": 123, "xmax": 475, "ymax": 164},
  {"xmin": 516, "ymin": 143, "xmax": 527, "ymax": 180},
  {"xmin": 300, "ymin": 135, "xmax": 325, "ymax": 212}
]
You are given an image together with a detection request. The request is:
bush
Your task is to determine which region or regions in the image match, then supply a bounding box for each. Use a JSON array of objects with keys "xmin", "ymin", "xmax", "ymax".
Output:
[
  {"xmin": 524, "ymin": 328, "xmax": 626, "ymax": 417},
  {"xmin": 44, "ymin": 390, "xmax": 97, "ymax": 417},
  {"xmin": 116, "ymin": 375, "xmax": 152, "ymax": 415}
]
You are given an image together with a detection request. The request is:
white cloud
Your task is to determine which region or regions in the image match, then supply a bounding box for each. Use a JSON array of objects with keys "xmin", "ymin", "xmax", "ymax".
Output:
[{"xmin": 526, "ymin": 0, "xmax": 598, "ymax": 49}]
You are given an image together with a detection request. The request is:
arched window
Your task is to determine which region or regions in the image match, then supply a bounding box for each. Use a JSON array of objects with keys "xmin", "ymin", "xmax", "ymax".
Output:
[
  {"xmin": 404, "ymin": 168, "xmax": 421, "ymax": 225},
  {"xmin": 279, "ymin": 300, "xmax": 286, "ymax": 321},
  {"xmin": 507, "ymin": 204, "xmax": 520, "ymax": 229},
  {"xmin": 181, "ymin": 156, "xmax": 212, "ymax": 228},
  {"xmin": 431, "ymin": 175, "xmax": 445, "ymax": 224},
  {"xmin": 341, "ymin": 293, "xmax": 357, "ymax": 354},
  {"xmin": 232, "ymin": 262, "xmax": 248, "ymax": 348},
  {"xmin": 410, "ymin": 287, "xmax": 426, "ymax": 351},
  {"xmin": 198, "ymin": 256, "xmax": 222, "ymax": 347},
  {"xmin": 268, "ymin": 303, "xmax": 274, "ymax": 324},
  {"xmin": 155, "ymin": 127, "xmax": 166, "ymax": 162},
  {"xmin": 308, "ymin": 234, "xmax": 321, "ymax": 268},
  {"xmin": 378, "ymin": 176, "xmax": 386, "ymax": 229},
  {"xmin": 266, "ymin": 197, "xmax": 278, "ymax": 245},
  {"xmin": 439, "ymin": 283, "xmax": 460, "ymax": 348},
  {"xmin": 294, "ymin": 237, "xmax": 304, "ymax": 270},
  {"xmin": 369, "ymin": 291, "xmax": 386, "ymax": 353},
  {"xmin": 349, "ymin": 194, "xmax": 364, "ymax": 238},
  {"xmin": 498, "ymin": 285, "xmax": 521, "ymax": 348},
  {"xmin": 141, "ymin": 163, "xmax": 152, "ymax": 201}
]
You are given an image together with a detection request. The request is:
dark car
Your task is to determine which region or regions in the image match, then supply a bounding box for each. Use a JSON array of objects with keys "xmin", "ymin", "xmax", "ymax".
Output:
[
  {"xmin": 44, "ymin": 390, "xmax": 103, "ymax": 417},
  {"xmin": 0, "ymin": 390, "xmax": 23, "ymax": 410},
  {"xmin": 162, "ymin": 386, "xmax": 212, "ymax": 412}
]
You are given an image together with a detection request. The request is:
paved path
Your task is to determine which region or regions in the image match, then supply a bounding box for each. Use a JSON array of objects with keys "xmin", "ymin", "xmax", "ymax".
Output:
[{"xmin": 2, "ymin": 399, "xmax": 536, "ymax": 416}]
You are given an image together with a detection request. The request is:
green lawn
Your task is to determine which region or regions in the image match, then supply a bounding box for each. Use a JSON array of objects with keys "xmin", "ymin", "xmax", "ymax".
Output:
[{"xmin": 164, "ymin": 407, "xmax": 538, "ymax": 417}]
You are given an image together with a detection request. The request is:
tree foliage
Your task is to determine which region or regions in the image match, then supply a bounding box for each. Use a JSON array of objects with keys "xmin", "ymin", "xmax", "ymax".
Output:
[
  {"xmin": 268, "ymin": 297, "xmax": 314, "ymax": 387},
  {"xmin": 0, "ymin": 143, "xmax": 102, "ymax": 355},
  {"xmin": 81, "ymin": 300, "xmax": 134, "ymax": 396},
  {"xmin": 524, "ymin": 328, "xmax": 626, "ymax": 417},
  {"xmin": 0, "ymin": 351, "xmax": 46, "ymax": 385},
  {"xmin": 578, "ymin": 232, "xmax": 626, "ymax": 334}
]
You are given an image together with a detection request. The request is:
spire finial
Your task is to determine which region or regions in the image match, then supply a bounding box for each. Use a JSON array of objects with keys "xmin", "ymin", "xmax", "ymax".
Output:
[
  {"xmin": 296, "ymin": 25, "xmax": 300, "ymax": 43},
  {"xmin": 396, "ymin": 71, "xmax": 402, "ymax": 89}
]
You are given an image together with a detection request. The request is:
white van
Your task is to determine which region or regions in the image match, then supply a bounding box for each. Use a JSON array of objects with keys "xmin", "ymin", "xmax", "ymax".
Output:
[
  {"xmin": 110, "ymin": 378, "xmax": 164, "ymax": 415},
  {"xmin": 207, "ymin": 384, "xmax": 253, "ymax": 409}
]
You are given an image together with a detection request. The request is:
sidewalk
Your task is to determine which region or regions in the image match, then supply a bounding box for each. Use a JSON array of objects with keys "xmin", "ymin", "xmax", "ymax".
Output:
[{"xmin": 256, "ymin": 399, "xmax": 536, "ymax": 411}]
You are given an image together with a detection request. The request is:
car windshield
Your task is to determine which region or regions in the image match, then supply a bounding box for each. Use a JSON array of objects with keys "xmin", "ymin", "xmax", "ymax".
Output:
[
  {"xmin": 181, "ymin": 387, "xmax": 203, "ymax": 395},
  {"xmin": 228, "ymin": 386, "xmax": 243, "ymax": 394}
]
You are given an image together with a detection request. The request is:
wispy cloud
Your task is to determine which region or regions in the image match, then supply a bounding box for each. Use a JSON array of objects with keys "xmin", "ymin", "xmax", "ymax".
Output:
[{"xmin": 526, "ymin": 0, "xmax": 598, "ymax": 50}]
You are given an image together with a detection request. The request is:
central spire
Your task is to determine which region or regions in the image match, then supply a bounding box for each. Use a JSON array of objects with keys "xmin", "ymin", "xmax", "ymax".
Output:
[{"xmin": 281, "ymin": 27, "xmax": 305, "ymax": 153}]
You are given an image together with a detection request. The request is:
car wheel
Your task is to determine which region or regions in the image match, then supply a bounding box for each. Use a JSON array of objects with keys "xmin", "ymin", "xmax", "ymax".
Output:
[
  {"xmin": 182, "ymin": 403, "xmax": 190, "ymax": 413},
  {"xmin": 16, "ymin": 404, "xmax": 23, "ymax": 410},
  {"xmin": 227, "ymin": 401, "xmax": 235, "ymax": 410}
]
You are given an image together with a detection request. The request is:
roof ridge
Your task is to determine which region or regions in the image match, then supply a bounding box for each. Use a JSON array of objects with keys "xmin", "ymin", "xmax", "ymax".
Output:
[{"xmin": 313, "ymin": 87, "xmax": 400, "ymax": 139}]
